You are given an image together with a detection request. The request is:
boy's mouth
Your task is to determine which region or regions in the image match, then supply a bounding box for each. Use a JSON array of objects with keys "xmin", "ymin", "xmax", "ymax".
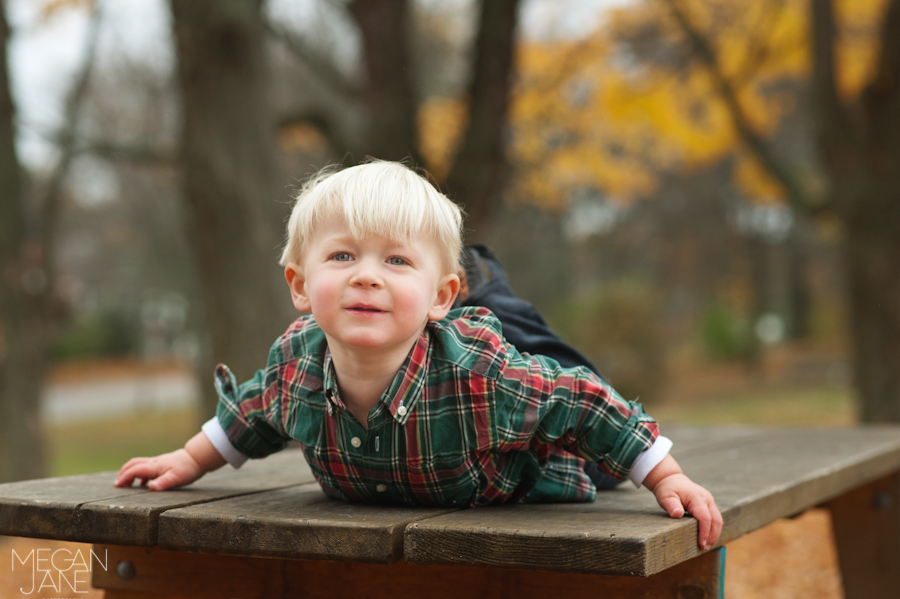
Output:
[{"xmin": 346, "ymin": 304, "xmax": 386, "ymax": 314}]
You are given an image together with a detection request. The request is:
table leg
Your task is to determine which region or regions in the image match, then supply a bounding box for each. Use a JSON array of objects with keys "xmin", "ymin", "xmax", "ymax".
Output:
[
  {"xmin": 93, "ymin": 544, "xmax": 725, "ymax": 599},
  {"xmin": 825, "ymin": 471, "xmax": 900, "ymax": 599},
  {"xmin": 104, "ymin": 592, "xmax": 195, "ymax": 599}
]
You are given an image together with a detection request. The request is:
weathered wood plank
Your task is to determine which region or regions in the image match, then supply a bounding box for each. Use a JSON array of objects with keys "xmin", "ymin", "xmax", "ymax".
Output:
[
  {"xmin": 826, "ymin": 472, "xmax": 900, "ymax": 599},
  {"xmin": 157, "ymin": 485, "xmax": 457, "ymax": 563},
  {"xmin": 92, "ymin": 544, "xmax": 726, "ymax": 599},
  {"xmin": 665, "ymin": 426, "xmax": 766, "ymax": 459},
  {"xmin": 404, "ymin": 427, "xmax": 900, "ymax": 576},
  {"xmin": 0, "ymin": 449, "xmax": 314, "ymax": 545}
]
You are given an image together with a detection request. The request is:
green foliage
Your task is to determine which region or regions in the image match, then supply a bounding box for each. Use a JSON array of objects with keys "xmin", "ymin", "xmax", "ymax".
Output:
[
  {"xmin": 700, "ymin": 302, "xmax": 752, "ymax": 360},
  {"xmin": 549, "ymin": 279, "xmax": 664, "ymax": 403},
  {"xmin": 53, "ymin": 309, "xmax": 139, "ymax": 360}
]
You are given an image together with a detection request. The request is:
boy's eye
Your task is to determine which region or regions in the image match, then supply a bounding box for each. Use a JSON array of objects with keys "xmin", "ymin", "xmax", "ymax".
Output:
[
  {"xmin": 332, "ymin": 252, "xmax": 353, "ymax": 262},
  {"xmin": 387, "ymin": 256, "xmax": 409, "ymax": 266}
]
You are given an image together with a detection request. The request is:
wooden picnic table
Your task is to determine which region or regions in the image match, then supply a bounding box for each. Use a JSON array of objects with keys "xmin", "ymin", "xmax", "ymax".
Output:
[{"xmin": 2, "ymin": 425, "xmax": 899, "ymax": 599}]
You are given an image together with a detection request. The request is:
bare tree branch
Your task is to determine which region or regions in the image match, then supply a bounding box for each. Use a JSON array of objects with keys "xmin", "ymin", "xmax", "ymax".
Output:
[
  {"xmin": 263, "ymin": 17, "xmax": 361, "ymax": 101},
  {"xmin": 78, "ymin": 139, "xmax": 178, "ymax": 166},
  {"xmin": 734, "ymin": 0, "xmax": 787, "ymax": 85},
  {"xmin": 40, "ymin": 3, "xmax": 103, "ymax": 256},
  {"xmin": 664, "ymin": 0, "xmax": 813, "ymax": 213}
]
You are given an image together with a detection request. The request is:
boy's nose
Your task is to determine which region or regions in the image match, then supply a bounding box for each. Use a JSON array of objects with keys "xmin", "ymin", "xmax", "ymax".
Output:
[{"xmin": 349, "ymin": 259, "xmax": 383, "ymax": 288}]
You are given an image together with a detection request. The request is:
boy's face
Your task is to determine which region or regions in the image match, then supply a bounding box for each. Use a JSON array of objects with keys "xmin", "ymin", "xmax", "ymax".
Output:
[{"xmin": 284, "ymin": 214, "xmax": 459, "ymax": 356}]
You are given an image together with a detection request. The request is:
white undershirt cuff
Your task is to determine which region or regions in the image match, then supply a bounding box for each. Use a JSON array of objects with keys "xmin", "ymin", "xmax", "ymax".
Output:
[
  {"xmin": 201, "ymin": 417, "xmax": 249, "ymax": 469},
  {"xmin": 628, "ymin": 435, "xmax": 673, "ymax": 488}
]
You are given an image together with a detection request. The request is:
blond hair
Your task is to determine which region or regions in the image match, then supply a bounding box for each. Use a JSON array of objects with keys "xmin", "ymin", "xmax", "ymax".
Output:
[{"xmin": 280, "ymin": 161, "xmax": 464, "ymax": 274}]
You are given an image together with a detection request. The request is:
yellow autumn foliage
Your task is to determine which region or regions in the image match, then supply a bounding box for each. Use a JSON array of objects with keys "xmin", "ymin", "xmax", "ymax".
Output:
[
  {"xmin": 39, "ymin": 0, "xmax": 94, "ymax": 21},
  {"xmin": 417, "ymin": 96, "xmax": 468, "ymax": 182},
  {"xmin": 416, "ymin": 0, "xmax": 888, "ymax": 209}
]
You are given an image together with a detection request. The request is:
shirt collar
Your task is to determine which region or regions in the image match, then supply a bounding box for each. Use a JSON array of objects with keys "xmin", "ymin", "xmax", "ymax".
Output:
[
  {"xmin": 322, "ymin": 347, "xmax": 345, "ymax": 414},
  {"xmin": 378, "ymin": 327, "xmax": 431, "ymax": 426},
  {"xmin": 322, "ymin": 331, "xmax": 430, "ymax": 424}
]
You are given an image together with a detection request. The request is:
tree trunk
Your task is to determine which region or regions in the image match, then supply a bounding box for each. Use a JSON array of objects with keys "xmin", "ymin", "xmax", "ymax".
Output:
[
  {"xmin": 844, "ymin": 210, "xmax": 900, "ymax": 422},
  {"xmin": 811, "ymin": 0, "xmax": 900, "ymax": 421},
  {"xmin": 0, "ymin": 5, "xmax": 47, "ymax": 482},
  {"xmin": 784, "ymin": 218, "xmax": 812, "ymax": 339},
  {"xmin": 444, "ymin": 0, "xmax": 520, "ymax": 239},
  {"xmin": 348, "ymin": 0, "xmax": 420, "ymax": 164},
  {"xmin": 169, "ymin": 0, "xmax": 294, "ymax": 417}
]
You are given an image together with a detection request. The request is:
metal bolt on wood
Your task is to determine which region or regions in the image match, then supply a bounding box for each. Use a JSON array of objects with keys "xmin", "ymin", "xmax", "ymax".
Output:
[{"xmin": 117, "ymin": 560, "xmax": 136, "ymax": 580}]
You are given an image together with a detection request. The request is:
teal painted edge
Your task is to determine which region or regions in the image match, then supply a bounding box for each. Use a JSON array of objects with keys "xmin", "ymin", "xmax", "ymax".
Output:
[{"xmin": 717, "ymin": 546, "xmax": 727, "ymax": 598}]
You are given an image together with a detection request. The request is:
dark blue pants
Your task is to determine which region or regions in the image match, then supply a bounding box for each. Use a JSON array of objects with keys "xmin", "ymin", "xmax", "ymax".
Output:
[{"xmin": 456, "ymin": 245, "xmax": 622, "ymax": 490}]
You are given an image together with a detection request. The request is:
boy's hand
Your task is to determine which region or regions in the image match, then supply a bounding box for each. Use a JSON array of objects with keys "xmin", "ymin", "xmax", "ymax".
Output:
[
  {"xmin": 114, "ymin": 431, "xmax": 226, "ymax": 491},
  {"xmin": 643, "ymin": 454, "xmax": 723, "ymax": 551},
  {"xmin": 114, "ymin": 449, "xmax": 205, "ymax": 491}
]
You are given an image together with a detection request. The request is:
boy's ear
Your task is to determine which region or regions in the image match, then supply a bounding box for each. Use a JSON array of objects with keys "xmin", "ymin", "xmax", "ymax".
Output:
[
  {"xmin": 427, "ymin": 273, "xmax": 460, "ymax": 321},
  {"xmin": 284, "ymin": 264, "xmax": 312, "ymax": 313}
]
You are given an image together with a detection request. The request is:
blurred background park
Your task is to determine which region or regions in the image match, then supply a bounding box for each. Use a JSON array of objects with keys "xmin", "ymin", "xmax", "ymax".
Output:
[{"xmin": 1, "ymin": 0, "xmax": 899, "ymax": 595}]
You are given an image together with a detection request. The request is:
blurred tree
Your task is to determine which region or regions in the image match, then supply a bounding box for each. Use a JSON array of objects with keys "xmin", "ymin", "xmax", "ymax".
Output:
[
  {"xmin": 0, "ymin": 1, "xmax": 40, "ymax": 483},
  {"xmin": 506, "ymin": 0, "xmax": 900, "ymax": 422},
  {"xmin": 0, "ymin": 2, "xmax": 100, "ymax": 481},
  {"xmin": 649, "ymin": 0, "xmax": 900, "ymax": 421},
  {"xmin": 270, "ymin": 0, "xmax": 521, "ymax": 239},
  {"xmin": 442, "ymin": 0, "xmax": 520, "ymax": 235},
  {"xmin": 348, "ymin": 0, "xmax": 420, "ymax": 164},
  {"xmin": 808, "ymin": 0, "xmax": 900, "ymax": 422},
  {"xmin": 169, "ymin": 0, "xmax": 296, "ymax": 414}
]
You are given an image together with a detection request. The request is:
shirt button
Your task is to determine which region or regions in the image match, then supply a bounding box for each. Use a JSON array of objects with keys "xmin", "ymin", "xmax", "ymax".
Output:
[
  {"xmin": 397, "ymin": 406, "xmax": 407, "ymax": 416},
  {"xmin": 376, "ymin": 484, "xmax": 388, "ymax": 493},
  {"xmin": 350, "ymin": 437, "xmax": 362, "ymax": 448}
]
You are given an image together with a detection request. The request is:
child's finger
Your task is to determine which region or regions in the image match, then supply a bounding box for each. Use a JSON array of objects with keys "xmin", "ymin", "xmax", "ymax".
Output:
[
  {"xmin": 658, "ymin": 494, "xmax": 685, "ymax": 518},
  {"xmin": 116, "ymin": 461, "xmax": 162, "ymax": 487},
  {"xmin": 147, "ymin": 470, "xmax": 181, "ymax": 491},
  {"xmin": 114, "ymin": 465, "xmax": 141, "ymax": 487},
  {"xmin": 689, "ymin": 501, "xmax": 713, "ymax": 549},
  {"xmin": 114, "ymin": 460, "xmax": 142, "ymax": 485},
  {"xmin": 708, "ymin": 501, "xmax": 724, "ymax": 546}
]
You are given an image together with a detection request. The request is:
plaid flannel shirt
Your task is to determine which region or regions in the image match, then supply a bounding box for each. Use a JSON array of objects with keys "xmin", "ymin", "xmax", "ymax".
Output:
[{"xmin": 214, "ymin": 307, "xmax": 659, "ymax": 507}]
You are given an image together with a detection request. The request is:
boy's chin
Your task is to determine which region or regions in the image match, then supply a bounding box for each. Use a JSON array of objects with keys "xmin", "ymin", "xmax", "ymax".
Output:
[{"xmin": 335, "ymin": 332, "xmax": 422, "ymax": 353}]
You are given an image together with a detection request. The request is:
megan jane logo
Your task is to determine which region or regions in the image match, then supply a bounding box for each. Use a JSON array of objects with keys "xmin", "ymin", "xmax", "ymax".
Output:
[{"xmin": 10, "ymin": 547, "xmax": 108, "ymax": 595}]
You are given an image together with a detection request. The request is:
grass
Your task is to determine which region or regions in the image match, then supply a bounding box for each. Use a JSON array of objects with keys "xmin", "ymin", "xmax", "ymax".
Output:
[
  {"xmin": 652, "ymin": 385, "xmax": 856, "ymax": 427},
  {"xmin": 48, "ymin": 409, "xmax": 200, "ymax": 477}
]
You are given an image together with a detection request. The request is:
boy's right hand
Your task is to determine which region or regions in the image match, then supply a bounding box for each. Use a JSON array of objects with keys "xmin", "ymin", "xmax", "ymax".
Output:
[
  {"xmin": 114, "ymin": 448, "xmax": 205, "ymax": 491},
  {"xmin": 115, "ymin": 431, "xmax": 227, "ymax": 491}
]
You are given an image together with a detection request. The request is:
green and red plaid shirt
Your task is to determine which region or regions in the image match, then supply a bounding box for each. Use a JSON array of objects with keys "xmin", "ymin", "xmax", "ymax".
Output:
[{"xmin": 214, "ymin": 307, "xmax": 659, "ymax": 507}]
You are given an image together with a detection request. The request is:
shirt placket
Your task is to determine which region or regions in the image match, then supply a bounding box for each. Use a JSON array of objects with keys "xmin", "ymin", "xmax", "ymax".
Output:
[{"xmin": 328, "ymin": 387, "xmax": 400, "ymax": 498}]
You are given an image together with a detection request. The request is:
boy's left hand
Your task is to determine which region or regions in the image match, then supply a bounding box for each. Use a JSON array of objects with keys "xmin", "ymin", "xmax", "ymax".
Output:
[{"xmin": 643, "ymin": 453, "xmax": 723, "ymax": 551}]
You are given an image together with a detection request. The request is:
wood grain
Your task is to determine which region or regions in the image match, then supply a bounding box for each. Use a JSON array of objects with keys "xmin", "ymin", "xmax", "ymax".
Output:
[
  {"xmin": 826, "ymin": 472, "xmax": 900, "ymax": 599},
  {"xmin": 0, "ymin": 450, "xmax": 314, "ymax": 545},
  {"xmin": 405, "ymin": 427, "xmax": 900, "ymax": 576},
  {"xmin": 157, "ymin": 484, "xmax": 457, "ymax": 563},
  {"xmin": 93, "ymin": 543, "xmax": 725, "ymax": 599}
]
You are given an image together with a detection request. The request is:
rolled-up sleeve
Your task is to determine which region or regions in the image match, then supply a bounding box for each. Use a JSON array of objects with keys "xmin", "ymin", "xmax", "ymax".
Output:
[
  {"xmin": 214, "ymin": 362, "xmax": 291, "ymax": 460},
  {"xmin": 202, "ymin": 416, "xmax": 249, "ymax": 469},
  {"xmin": 492, "ymin": 343, "xmax": 659, "ymax": 480}
]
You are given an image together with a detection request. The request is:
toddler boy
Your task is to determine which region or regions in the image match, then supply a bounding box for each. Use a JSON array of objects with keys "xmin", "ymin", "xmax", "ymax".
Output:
[{"xmin": 116, "ymin": 161, "xmax": 722, "ymax": 550}]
